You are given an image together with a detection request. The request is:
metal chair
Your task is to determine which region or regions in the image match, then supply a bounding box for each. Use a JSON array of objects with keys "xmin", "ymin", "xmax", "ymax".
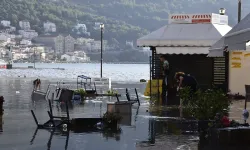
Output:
[{"xmin": 245, "ymin": 85, "xmax": 250, "ymax": 109}]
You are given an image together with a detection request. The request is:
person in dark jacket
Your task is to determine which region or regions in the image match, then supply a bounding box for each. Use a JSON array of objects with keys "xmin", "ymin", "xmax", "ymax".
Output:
[
  {"xmin": 175, "ymin": 72, "xmax": 198, "ymax": 94},
  {"xmin": 159, "ymin": 55, "xmax": 170, "ymax": 87},
  {"xmin": 33, "ymin": 78, "xmax": 41, "ymax": 90}
]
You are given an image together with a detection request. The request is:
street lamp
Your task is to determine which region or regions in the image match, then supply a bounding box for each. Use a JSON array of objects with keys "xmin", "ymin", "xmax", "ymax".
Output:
[
  {"xmin": 100, "ymin": 23, "xmax": 104, "ymax": 78},
  {"xmin": 7, "ymin": 45, "xmax": 12, "ymax": 65},
  {"xmin": 33, "ymin": 47, "xmax": 36, "ymax": 69},
  {"xmin": 219, "ymin": 8, "xmax": 226, "ymax": 15}
]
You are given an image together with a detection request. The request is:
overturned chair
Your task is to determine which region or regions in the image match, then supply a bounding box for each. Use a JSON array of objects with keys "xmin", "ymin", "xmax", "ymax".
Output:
[
  {"xmin": 30, "ymin": 88, "xmax": 73, "ymax": 130},
  {"xmin": 31, "ymin": 88, "xmax": 120, "ymax": 132},
  {"xmin": 115, "ymin": 88, "xmax": 140, "ymax": 106}
]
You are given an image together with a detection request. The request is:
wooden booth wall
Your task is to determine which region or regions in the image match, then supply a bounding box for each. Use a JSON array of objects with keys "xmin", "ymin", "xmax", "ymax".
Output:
[{"xmin": 154, "ymin": 54, "xmax": 214, "ymax": 90}]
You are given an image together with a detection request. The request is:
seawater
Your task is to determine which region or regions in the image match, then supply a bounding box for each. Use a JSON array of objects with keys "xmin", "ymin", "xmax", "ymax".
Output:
[
  {"xmin": 0, "ymin": 63, "xmax": 246, "ymax": 150},
  {"xmin": 0, "ymin": 63, "xmax": 149, "ymax": 82}
]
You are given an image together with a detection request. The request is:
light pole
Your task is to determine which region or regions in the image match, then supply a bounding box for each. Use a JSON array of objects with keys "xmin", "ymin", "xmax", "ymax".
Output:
[
  {"xmin": 7, "ymin": 45, "xmax": 12, "ymax": 65},
  {"xmin": 238, "ymin": 0, "xmax": 241, "ymax": 23},
  {"xmin": 33, "ymin": 47, "xmax": 36, "ymax": 69},
  {"xmin": 100, "ymin": 23, "xmax": 104, "ymax": 78}
]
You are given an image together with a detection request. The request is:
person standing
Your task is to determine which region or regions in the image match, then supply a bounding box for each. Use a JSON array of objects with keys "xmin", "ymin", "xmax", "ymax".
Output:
[
  {"xmin": 160, "ymin": 55, "xmax": 170, "ymax": 87},
  {"xmin": 160, "ymin": 55, "xmax": 170, "ymax": 104}
]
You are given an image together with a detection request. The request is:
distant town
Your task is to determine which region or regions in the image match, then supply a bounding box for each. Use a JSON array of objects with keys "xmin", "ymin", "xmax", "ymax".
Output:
[{"xmin": 0, "ymin": 20, "xmax": 150, "ymax": 63}]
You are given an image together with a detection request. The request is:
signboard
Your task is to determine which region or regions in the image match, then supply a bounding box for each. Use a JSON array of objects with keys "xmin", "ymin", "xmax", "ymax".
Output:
[
  {"xmin": 231, "ymin": 63, "xmax": 241, "ymax": 68},
  {"xmin": 244, "ymin": 53, "xmax": 250, "ymax": 57},
  {"xmin": 169, "ymin": 13, "xmax": 228, "ymax": 25},
  {"xmin": 219, "ymin": 15, "xmax": 228, "ymax": 25},
  {"xmin": 231, "ymin": 57, "xmax": 241, "ymax": 60},
  {"xmin": 231, "ymin": 51, "xmax": 243, "ymax": 69},
  {"xmin": 232, "ymin": 51, "xmax": 243, "ymax": 55}
]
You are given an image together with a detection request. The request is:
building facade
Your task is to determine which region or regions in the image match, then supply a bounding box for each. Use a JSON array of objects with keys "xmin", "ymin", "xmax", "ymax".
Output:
[
  {"xmin": 44, "ymin": 22, "xmax": 57, "ymax": 33},
  {"xmin": 19, "ymin": 30, "xmax": 38, "ymax": 39},
  {"xmin": 1, "ymin": 20, "xmax": 11, "ymax": 27},
  {"xmin": 54, "ymin": 35, "xmax": 64, "ymax": 54},
  {"xmin": 19, "ymin": 21, "xmax": 31, "ymax": 30},
  {"xmin": 73, "ymin": 24, "xmax": 87, "ymax": 33},
  {"xmin": 20, "ymin": 39, "xmax": 32, "ymax": 45},
  {"xmin": 64, "ymin": 35, "xmax": 75, "ymax": 53}
]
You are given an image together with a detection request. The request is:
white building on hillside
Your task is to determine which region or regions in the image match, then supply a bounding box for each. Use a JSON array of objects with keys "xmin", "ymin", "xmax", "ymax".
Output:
[
  {"xmin": 61, "ymin": 54, "xmax": 76, "ymax": 62},
  {"xmin": 44, "ymin": 21, "xmax": 57, "ymax": 33},
  {"xmin": 94, "ymin": 22, "xmax": 102, "ymax": 30},
  {"xmin": 12, "ymin": 52, "xmax": 29, "ymax": 60},
  {"xmin": 54, "ymin": 35, "xmax": 65, "ymax": 54},
  {"xmin": 1, "ymin": 20, "xmax": 11, "ymax": 27},
  {"xmin": 19, "ymin": 21, "xmax": 31, "ymax": 30},
  {"xmin": 0, "ymin": 33, "xmax": 8, "ymax": 41},
  {"xmin": 20, "ymin": 39, "xmax": 32, "ymax": 45},
  {"xmin": 64, "ymin": 35, "xmax": 75, "ymax": 53},
  {"xmin": 19, "ymin": 30, "xmax": 38, "ymax": 39},
  {"xmin": 73, "ymin": 24, "xmax": 87, "ymax": 34}
]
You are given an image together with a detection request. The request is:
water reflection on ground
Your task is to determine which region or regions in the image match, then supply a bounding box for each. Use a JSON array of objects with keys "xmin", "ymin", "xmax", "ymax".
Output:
[{"xmin": 0, "ymin": 78, "xmax": 249, "ymax": 150}]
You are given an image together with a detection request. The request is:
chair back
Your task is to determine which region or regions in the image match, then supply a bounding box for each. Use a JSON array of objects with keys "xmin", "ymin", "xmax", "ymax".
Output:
[{"xmin": 245, "ymin": 85, "xmax": 250, "ymax": 97}]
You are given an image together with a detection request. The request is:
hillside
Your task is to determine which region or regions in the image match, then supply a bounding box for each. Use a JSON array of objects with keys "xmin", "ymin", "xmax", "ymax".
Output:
[{"xmin": 0, "ymin": 0, "xmax": 249, "ymax": 47}]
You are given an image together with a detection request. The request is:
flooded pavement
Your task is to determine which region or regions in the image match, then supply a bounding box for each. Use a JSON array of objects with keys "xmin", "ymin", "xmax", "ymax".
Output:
[{"xmin": 0, "ymin": 78, "xmax": 249, "ymax": 150}]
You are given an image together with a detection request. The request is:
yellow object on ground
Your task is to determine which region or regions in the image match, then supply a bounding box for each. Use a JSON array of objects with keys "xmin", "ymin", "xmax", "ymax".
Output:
[{"xmin": 144, "ymin": 79, "xmax": 163, "ymax": 96}]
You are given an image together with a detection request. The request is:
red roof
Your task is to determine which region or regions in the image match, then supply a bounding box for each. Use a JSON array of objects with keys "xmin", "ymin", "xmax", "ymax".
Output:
[{"xmin": 171, "ymin": 15, "xmax": 190, "ymax": 19}]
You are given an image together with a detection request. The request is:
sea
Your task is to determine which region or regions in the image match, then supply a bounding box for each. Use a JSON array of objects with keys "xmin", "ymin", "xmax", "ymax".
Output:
[
  {"xmin": 0, "ymin": 63, "xmax": 247, "ymax": 150},
  {"xmin": 0, "ymin": 63, "xmax": 149, "ymax": 82}
]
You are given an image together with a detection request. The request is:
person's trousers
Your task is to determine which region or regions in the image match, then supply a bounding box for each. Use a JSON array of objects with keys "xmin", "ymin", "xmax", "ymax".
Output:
[{"xmin": 162, "ymin": 76, "xmax": 168, "ymax": 105}]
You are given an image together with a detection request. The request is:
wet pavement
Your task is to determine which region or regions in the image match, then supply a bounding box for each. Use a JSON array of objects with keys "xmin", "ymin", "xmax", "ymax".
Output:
[{"xmin": 0, "ymin": 78, "xmax": 249, "ymax": 150}]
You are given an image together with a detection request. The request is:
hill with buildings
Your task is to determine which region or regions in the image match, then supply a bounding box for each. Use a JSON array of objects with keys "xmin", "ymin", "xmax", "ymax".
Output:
[
  {"xmin": 0, "ymin": 0, "xmax": 249, "ymax": 62},
  {"xmin": 1, "ymin": 0, "xmax": 249, "ymax": 47}
]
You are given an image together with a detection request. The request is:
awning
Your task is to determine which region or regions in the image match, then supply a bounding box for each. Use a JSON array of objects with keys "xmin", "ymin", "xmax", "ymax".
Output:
[
  {"xmin": 156, "ymin": 47, "xmax": 209, "ymax": 54},
  {"xmin": 208, "ymin": 37, "xmax": 225, "ymax": 57},
  {"xmin": 137, "ymin": 23, "xmax": 232, "ymax": 47},
  {"xmin": 208, "ymin": 49, "xmax": 224, "ymax": 57}
]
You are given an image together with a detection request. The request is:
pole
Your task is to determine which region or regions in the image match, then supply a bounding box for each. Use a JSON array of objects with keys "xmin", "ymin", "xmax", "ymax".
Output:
[
  {"xmin": 8, "ymin": 46, "xmax": 11, "ymax": 64},
  {"xmin": 149, "ymin": 56, "xmax": 152, "ymax": 101},
  {"xmin": 101, "ymin": 28, "xmax": 103, "ymax": 78},
  {"xmin": 33, "ymin": 47, "xmax": 36, "ymax": 69},
  {"xmin": 238, "ymin": 0, "xmax": 241, "ymax": 23}
]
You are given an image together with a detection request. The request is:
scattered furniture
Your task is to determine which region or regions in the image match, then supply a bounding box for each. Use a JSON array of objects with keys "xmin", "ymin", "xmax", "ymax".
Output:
[
  {"xmin": 30, "ymin": 88, "xmax": 119, "ymax": 131},
  {"xmin": 115, "ymin": 88, "xmax": 140, "ymax": 105}
]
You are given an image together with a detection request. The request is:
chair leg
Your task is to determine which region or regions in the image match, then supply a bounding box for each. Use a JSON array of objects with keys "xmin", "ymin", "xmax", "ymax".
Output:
[
  {"xmin": 245, "ymin": 95, "xmax": 247, "ymax": 110},
  {"xmin": 116, "ymin": 94, "xmax": 120, "ymax": 102},
  {"xmin": 135, "ymin": 88, "xmax": 140, "ymax": 106}
]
